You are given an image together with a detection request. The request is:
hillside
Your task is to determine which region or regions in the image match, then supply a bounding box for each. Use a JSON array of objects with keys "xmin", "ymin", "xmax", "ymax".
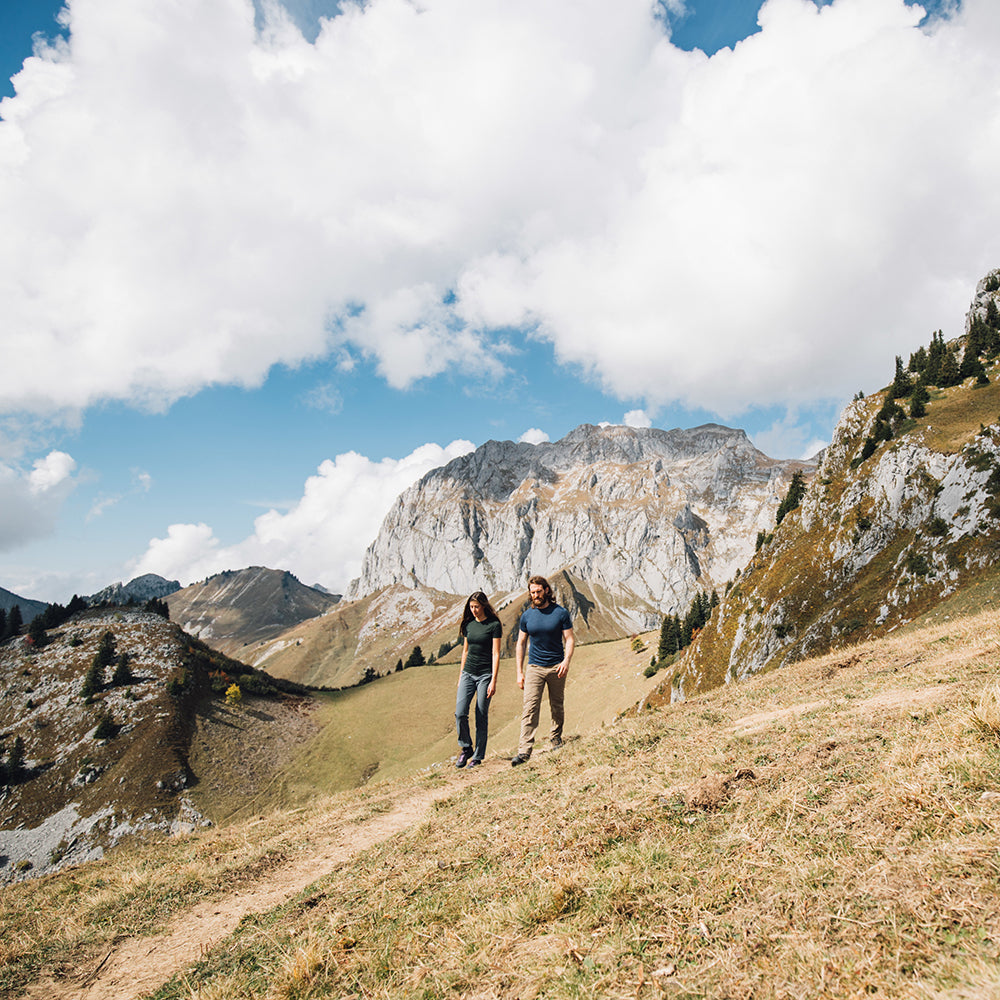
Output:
[
  {"xmin": 5, "ymin": 603, "xmax": 1000, "ymax": 998},
  {"xmin": 656, "ymin": 271, "xmax": 1000, "ymax": 700},
  {"xmin": 0, "ymin": 608, "xmax": 310, "ymax": 884},
  {"xmin": 166, "ymin": 566, "xmax": 338, "ymax": 658},
  {"xmin": 0, "ymin": 585, "xmax": 47, "ymax": 621},
  {"xmin": 255, "ymin": 570, "xmax": 654, "ymax": 689}
]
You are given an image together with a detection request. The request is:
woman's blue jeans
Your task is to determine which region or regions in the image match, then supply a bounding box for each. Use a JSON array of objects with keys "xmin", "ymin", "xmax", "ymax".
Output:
[{"xmin": 456, "ymin": 670, "xmax": 492, "ymax": 761}]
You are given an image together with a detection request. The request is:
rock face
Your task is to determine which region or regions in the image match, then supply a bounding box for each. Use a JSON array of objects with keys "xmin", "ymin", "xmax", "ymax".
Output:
[
  {"xmin": 88, "ymin": 573, "xmax": 181, "ymax": 606},
  {"xmin": 347, "ymin": 423, "xmax": 811, "ymax": 628}
]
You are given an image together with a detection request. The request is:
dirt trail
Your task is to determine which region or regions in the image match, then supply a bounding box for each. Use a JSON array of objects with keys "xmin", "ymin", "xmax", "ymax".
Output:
[{"xmin": 28, "ymin": 765, "xmax": 492, "ymax": 1000}]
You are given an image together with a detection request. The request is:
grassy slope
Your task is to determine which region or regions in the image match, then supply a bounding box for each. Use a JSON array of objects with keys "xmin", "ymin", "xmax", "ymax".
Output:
[
  {"xmin": 189, "ymin": 632, "xmax": 663, "ymax": 823},
  {"xmin": 5, "ymin": 606, "xmax": 1000, "ymax": 998}
]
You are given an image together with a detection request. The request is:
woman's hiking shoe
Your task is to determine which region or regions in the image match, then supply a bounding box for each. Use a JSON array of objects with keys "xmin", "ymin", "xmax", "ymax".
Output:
[
  {"xmin": 510, "ymin": 754, "xmax": 530, "ymax": 766},
  {"xmin": 456, "ymin": 750, "xmax": 472, "ymax": 768},
  {"xmin": 468, "ymin": 758, "xmax": 482, "ymax": 767}
]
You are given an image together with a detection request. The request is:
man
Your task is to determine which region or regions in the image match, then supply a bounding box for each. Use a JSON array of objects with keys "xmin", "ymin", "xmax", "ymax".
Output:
[{"xmin": 511, "ymin": 575, "xmax": 575, "ymax": 766}]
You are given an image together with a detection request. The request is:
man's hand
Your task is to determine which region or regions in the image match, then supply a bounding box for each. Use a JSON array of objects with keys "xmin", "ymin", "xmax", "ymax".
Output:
[
  {"xmin": 556, "ymin": 659, "xmax": 570, "ymax": 679},
  {"xmin": 516, "ymin": 670, "xmax": 525, "ymax": 690}
]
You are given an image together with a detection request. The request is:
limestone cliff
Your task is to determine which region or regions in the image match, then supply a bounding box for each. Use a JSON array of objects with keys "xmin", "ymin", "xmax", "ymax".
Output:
[{"xmin": 347, "ymin": 423, "xmax": 811, "ymax": 631}]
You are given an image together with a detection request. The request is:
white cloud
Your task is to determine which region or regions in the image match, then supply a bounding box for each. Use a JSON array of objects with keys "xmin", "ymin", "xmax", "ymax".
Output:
[
  {"xmin": 518, "ymin": 428, "xmax": 549, "ymax": 445},
  {"xmin": 1, "ymin": 0, "xmax": 998, "ymax": 422},
  {"xmin": 623, "ymin": 409, "xmax": 652, "ymax": 428},
  {"xmin": 0, "ymin": 451, "xmax": 77, "ymax": 550},
  {"xmin": 132, "ymin": 438, "xmax": 475, "ymax": 590}
]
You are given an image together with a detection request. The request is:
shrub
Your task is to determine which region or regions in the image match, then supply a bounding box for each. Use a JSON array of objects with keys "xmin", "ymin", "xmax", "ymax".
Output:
[
  {"xmin": 93, "ymin": 713, "xmax": 119, "ymax": 741},
  {"xmin": 225, "ymin": 683, "xmax": 242, "ymax": 707}
]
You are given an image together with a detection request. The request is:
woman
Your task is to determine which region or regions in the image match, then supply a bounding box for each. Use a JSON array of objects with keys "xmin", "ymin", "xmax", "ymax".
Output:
[{"xmin": 455, "ymin": 591, "xmax": 502, "ymax": 768}]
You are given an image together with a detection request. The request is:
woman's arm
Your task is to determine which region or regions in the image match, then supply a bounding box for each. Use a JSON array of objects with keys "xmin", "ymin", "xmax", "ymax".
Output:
[{"xmin": 487, "ymin": 636, "xmax": 501, "ymax": 697}]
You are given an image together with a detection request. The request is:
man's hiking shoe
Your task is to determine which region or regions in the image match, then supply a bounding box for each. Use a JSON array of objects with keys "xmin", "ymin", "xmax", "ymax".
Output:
[
  {"xmin": 456, "ymin": 750, "xmax": 472, "ymax": 768},
  {"xmin": 550, "ymin": 738, "xmax": 563, "ymax": 750},
  {"xmin": 510, "ymin": 754, "xmax": 530, "ymax": 766},
  {"xmin": 468, "ymin": 758, "xmax": 482, "ymax": 767}
]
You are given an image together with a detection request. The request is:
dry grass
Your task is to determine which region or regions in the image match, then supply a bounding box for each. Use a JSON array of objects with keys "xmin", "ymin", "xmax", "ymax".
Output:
[{"xmin": 8, "ymin": 608, "xmax": 1000, "ymax": 999}]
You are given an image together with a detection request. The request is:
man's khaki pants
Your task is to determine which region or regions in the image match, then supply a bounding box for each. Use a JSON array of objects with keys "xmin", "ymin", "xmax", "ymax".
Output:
[{"xmin": 518, "ymin": 663, "xmax": 565, "ymax": 757}]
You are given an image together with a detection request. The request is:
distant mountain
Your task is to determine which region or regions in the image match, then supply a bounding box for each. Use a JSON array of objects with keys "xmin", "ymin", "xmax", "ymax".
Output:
[
  {"xmin": 166, "ymin": 567, "xmax": 339, "ymax": 658},
  {"xmin": 88, "ymin": 573, "xmax": 181, "ymax": 606},
  {"xmin": 347, "ymin": 421, "xmax": 811, "ymax": 632},
  {"xmin": 659, "ymin": 268, "xmax": 1000, "ymax": 700},
  {"xmin": 0, "ymin": 586, "xmax": 47, "ymax": 622}
]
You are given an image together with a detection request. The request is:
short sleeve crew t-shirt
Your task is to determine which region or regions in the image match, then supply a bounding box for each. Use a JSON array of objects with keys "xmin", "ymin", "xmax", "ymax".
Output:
[
  {"xmin": 518, "ymin": 603, "xmax": 573, "ymax": 667},
  {"xmin": 463, "ymin": 618, "xmax": 502, "ymax": 675}
]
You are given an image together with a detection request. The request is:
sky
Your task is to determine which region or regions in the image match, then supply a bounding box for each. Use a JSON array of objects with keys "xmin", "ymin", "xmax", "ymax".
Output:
[{"xmin": 1, "ymin": 0, "xmax": 996, "ymax": 606}]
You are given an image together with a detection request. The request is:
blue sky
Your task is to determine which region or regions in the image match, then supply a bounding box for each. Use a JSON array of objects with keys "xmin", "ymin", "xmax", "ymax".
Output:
[{"xmin": 0, "ymin": 0, "xmax": 994, "ymax": 605}]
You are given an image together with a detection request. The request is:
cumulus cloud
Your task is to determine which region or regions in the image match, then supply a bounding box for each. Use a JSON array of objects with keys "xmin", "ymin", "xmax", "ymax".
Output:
[
  {"xmin": 132, "ymin": 438, "xmax": 474, "ymax": 590},
  {"xmin": 519, "ymin": 428, "xmax": 550, "ymax": 445},
  {"xmin": 623, "ymin": 409, "xmax": 652, "ymax": 429},
  {"xmin": 1, "ymin": 0, "xmax": 999, "ymax": 422},
  {"xmin": 0, "ymin": 451, "xmax": 77, "ymax": 550}
]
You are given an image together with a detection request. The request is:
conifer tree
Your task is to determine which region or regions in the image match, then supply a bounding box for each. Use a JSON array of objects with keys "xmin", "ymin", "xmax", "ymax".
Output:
[
  {"xmin": 657, "ymin": 616, "xmax": 673, "ymax": 660},
  {"xmin": 27, "ymin": 615, "xmax": 47, "ymax": 649},
  {"xmin": 5, "ymin": 605, "xmax": 22, "ymax": 640},
  {"xmin": 111, "ymin": 651, "xmax": 134, "ymax": 687},
  {"xmin": 404, "ymin": 645, "xmax": 425, "ymax": 668},
  {"xmin": 908, "ymin": 346, "xmax": 927, "ymax": 374},
  {"xmin": 8, "ymin": 735, "xmax": 25, "ymax": 780},
  {"xmin": 938, "ymin": 347, "xmax": 961, "ymax": 387},
  {"xmin": 890, "ymin": 355, "xmax": 912, "ymax": 399},
  {"xmin": 925, "ymin": 330, "xmax": 946, "ymax": 385},
  {"xmin": 910, "ymin": 381, "xmax": 930, "ymax": 419},
  {"xmin": 776, "ymin": 471, "xmax": 808, "ymax": 525}
]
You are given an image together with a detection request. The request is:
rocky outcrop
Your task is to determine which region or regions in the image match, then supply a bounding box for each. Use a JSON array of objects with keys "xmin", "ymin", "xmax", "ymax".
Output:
[
  {"xmin": 88, "ymin": 573, "xmax": 181, "ymax": 606},
  {"xmin": 347, "ymin": 423, "xmax": 811, "ymax": 628},
  {"xmin": 668, "ymin": 274, "xmax": 1000, "ymax": 699}
]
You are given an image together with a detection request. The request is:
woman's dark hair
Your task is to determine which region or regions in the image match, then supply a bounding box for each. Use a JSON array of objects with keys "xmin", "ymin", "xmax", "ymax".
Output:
[{"xmin": 460, "ymin": 591, "xmax": 500, "ymax": 636}]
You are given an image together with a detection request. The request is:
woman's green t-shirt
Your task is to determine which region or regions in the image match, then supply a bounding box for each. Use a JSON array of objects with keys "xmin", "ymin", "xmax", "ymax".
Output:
[{"xmin": 463, "ymin": 618, "xmax": 502, "ymax": 675}]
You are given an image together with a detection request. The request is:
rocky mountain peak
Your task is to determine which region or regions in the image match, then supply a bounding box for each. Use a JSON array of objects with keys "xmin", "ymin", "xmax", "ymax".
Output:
[{"xmin": 347, "ymin": 422, "xmax": 809, "ymax": 627}]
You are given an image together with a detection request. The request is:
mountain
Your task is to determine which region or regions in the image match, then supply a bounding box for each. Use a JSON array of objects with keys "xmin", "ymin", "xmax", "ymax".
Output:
[
  {"xmin": 347, "ymin": 422, "xmax": 812, "ymax": 632},
  {"xmin": 166, "ymin": 566, "xmax": 339, "ymax": 658},
  {"xmin": 0, "ymin": 585, "xmax": 47, "ymax": 621},
  {"xmin": 658, "ymin": 269, "xmax": 1000, "ymax": 700},
  {"xmin": 87, "ymin": 572, "xmax": 181, "ymax": 606},
  {"xmin": 0, "ymin": 607, "xmax": 309, "ymax": 884}
]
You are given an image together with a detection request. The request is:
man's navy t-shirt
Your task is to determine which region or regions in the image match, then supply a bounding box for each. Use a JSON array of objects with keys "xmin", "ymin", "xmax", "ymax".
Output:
[{"xmin": 519, "ymin": 603, "xmax": 573, "ymax": 667}]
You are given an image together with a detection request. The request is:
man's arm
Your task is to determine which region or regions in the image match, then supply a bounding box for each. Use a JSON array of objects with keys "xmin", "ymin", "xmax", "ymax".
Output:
[
  {"xmin": 515, "ymin": 629, "xmax": 528, "ymax": 690},
  {"xmin": 557, "ymin": 628, "xmax": 575, "ymax": 679}
]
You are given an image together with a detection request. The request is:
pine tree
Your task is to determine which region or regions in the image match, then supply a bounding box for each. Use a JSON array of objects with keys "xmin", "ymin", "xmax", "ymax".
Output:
[
  {"xmin": 27, "ymin": 615, "xmax": 47, "ymax": 649},
  {"xmin": 910, "ymin": 381, "xmax": 930, "ymax": 419},
  {"xmin": 404, "ymin": 645, "xmax": 426, "ymax": 668},
  {"xmin": 938, "ymin": 347, "xmax": 961, "ymax": 387},
  {"xmin": 890, "ymin": 355, "xmax": 912, "ymax": 398},
  {"xmin": 111, "ymin": 651, "xmax": 134, "ymax": 687},
  {"xmin": 657, "ymin": 616, "xmax": 673, "ymax": 660},
  {"xmin": 5, "ymin": 605, "xmax": 23, "ymax": 640},
  {"xmin": 8, "ymin": 735, "xmax": 25, "ymax": 779},
  {"xmin": 925, "ymin": 330, "xmax": 946, "ymax": 385},
  {"xmin": 908, "ymin": 346, "xmax": 928, "ymax": 373},
  {"xmin": 776, "ymin": 471, "xmax": 808, "ymax": 525},
  {"xmin": 95, "ymin": 630, "xmax": 117, "ymax": 668}
]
